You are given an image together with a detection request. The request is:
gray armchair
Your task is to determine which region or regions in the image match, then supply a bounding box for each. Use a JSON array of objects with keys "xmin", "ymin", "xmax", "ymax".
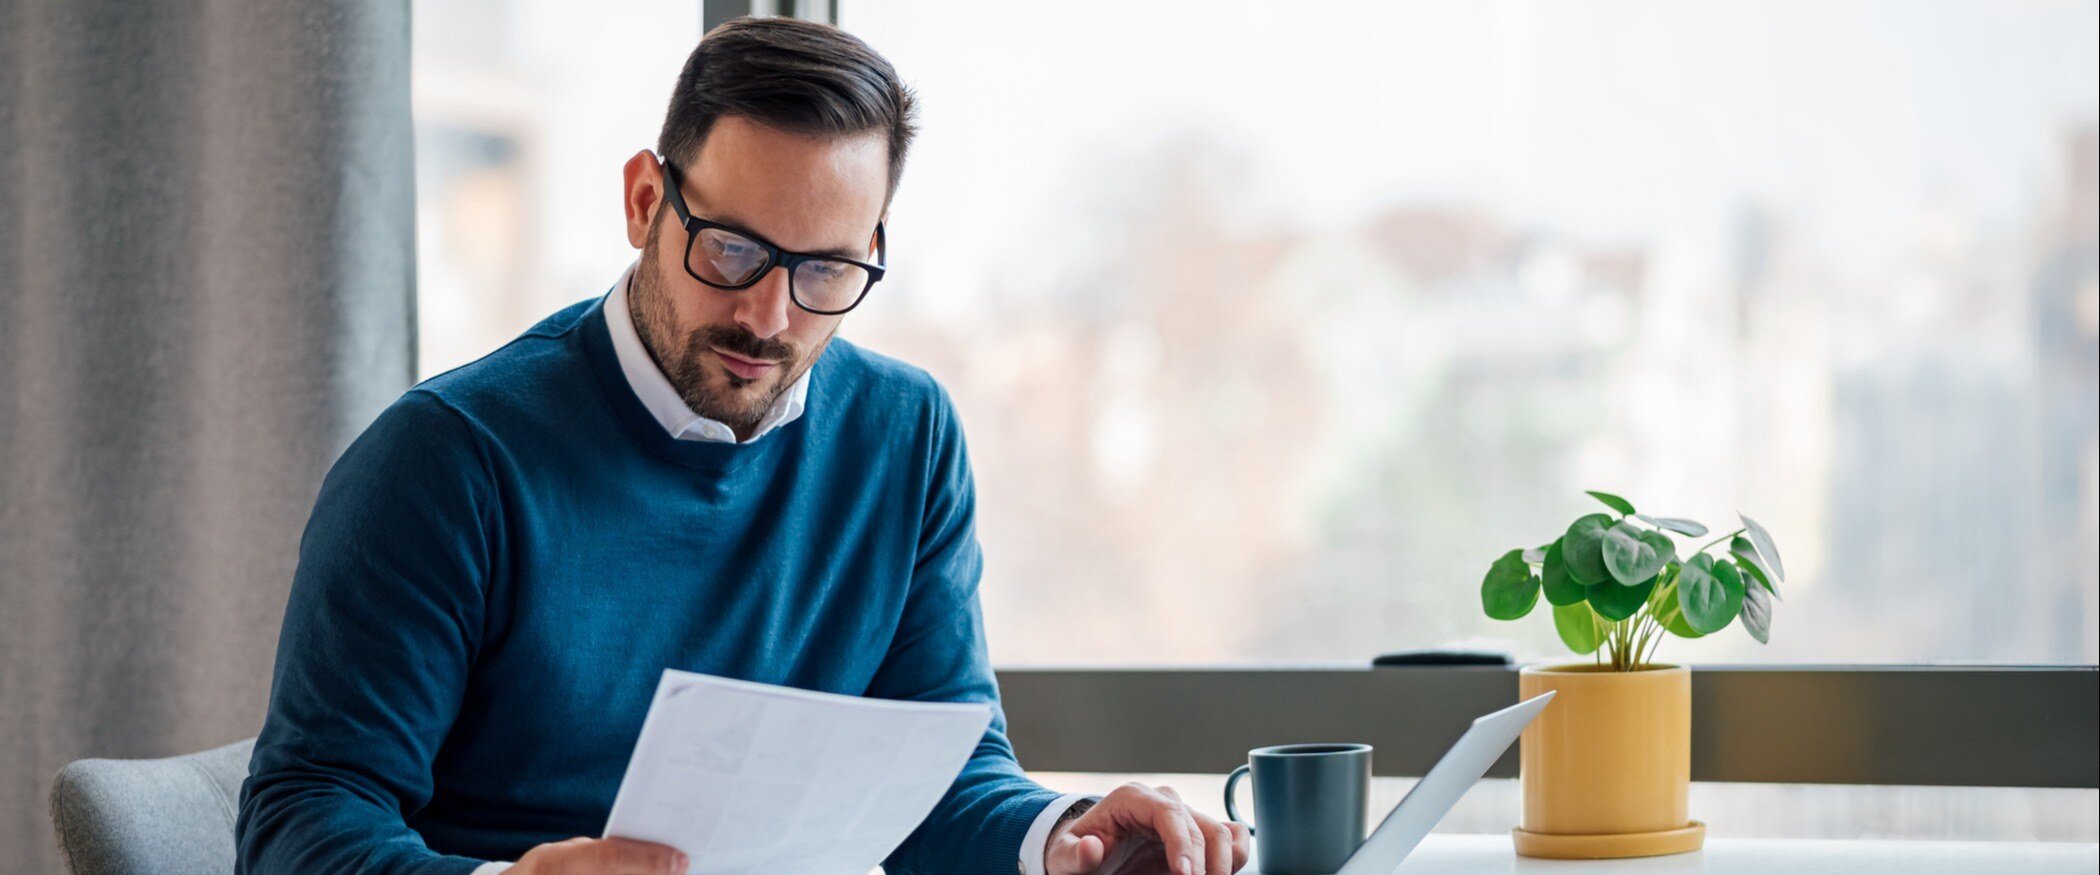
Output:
[{"xmin": 49, "ymin": 738, "xmax": 256, "ymax": 875}]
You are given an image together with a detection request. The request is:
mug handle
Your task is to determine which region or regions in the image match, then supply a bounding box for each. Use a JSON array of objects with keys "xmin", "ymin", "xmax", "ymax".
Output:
[{"xmin": 1223, "ymin": 764, "xmax": 1254, "ymax": 835}]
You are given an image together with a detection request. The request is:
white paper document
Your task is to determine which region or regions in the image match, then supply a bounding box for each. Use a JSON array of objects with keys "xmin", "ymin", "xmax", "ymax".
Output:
[{"xmin": 602, "ymin": 669, "xmax": 993, "ymax": 874}]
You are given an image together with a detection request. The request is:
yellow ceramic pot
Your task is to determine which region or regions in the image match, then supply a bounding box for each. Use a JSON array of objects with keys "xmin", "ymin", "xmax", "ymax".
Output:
[{"xmin": 1512, "ymin": 663, "xmax": 1706, "ymax": 858}]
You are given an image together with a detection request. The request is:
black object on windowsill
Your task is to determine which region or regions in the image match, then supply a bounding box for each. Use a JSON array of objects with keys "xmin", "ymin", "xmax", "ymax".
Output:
[{"xmin": 1372, "ymin": 650, "xmax": 1513, "ymax": 667}]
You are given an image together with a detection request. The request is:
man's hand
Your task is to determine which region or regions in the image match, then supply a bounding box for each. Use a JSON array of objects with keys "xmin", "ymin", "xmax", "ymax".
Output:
[
  {"xmin": 508, "ymin": 837, "xmax": 688, "ymax": 875},
  {"xmin": 1046, "ymin": 783, "xmax": 1250, "ymax": 875}
]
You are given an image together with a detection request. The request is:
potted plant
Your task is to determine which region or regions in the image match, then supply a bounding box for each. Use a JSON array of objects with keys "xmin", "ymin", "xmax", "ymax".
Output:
[{"xmin": 1478, "ymin": 490, "xmax": 1785, "ymax": 859}]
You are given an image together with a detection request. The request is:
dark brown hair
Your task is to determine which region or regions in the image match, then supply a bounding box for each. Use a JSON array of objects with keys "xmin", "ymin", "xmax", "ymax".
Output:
[{"xmin": 656, "ymin": 17, "xmax": 918, "ymax": 199}]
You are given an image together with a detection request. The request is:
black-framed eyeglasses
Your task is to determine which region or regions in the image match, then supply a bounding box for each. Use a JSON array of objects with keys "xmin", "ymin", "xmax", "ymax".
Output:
[{"xmin": 658, "ymin": 157, "xmax": 887, "ymax": 316}]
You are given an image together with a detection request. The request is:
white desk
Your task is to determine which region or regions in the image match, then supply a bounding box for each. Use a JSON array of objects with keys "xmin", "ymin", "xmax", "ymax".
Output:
[{"xmin": 1251, "ymin": 833, "xmax": 2100, "ymax": 874}]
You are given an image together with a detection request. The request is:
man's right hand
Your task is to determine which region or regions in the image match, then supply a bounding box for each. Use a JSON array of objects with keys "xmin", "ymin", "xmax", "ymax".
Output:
[{"xmin": 509, "ymin": 837, "xmax": 688, "ymax": 875}]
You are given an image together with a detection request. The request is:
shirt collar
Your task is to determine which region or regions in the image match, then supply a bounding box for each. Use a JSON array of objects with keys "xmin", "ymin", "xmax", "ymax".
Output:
[{"xmin": 603, "ymin": 260, "xmax": 811, "ymax": 444}]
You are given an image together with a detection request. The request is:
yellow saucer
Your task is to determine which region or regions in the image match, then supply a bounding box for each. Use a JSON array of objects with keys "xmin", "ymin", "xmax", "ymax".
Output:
[{"xmin": 1511, "ymin": 820, "xmax": 1707, "ymax": 859}]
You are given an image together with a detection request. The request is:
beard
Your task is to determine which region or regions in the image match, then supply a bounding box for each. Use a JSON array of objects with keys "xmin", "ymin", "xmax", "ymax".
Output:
[{"xmin": 629, "ymin": 230, "xmax": 826, "ymax": 434}]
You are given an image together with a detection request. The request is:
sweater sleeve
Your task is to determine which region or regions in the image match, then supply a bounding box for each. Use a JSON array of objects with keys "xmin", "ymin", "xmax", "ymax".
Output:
[
  {"xmin": 235, "ymin": 391, "xmax": 498, "ymax": 875},
  {"xmin": 871, "ymin": 390, "xmax": 1063, "ymax": 875}
]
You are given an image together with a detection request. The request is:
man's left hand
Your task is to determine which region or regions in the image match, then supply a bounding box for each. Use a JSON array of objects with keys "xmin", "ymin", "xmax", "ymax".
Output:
[{"xmin": 1045, "ymin": 783, "xmax": 1250, "ymax": 875}]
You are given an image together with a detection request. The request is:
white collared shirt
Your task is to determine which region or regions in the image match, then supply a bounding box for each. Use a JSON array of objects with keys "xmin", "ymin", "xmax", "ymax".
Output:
[{"xmin": 471, "ymin": 264, "xmax": 1085, "ymax": 874}]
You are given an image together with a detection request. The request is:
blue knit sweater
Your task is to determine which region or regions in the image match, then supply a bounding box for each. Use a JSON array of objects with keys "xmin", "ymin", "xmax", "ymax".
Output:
[{"xmin": 235, "ymin": 296, "xmax": 1057, "ymax": 874}]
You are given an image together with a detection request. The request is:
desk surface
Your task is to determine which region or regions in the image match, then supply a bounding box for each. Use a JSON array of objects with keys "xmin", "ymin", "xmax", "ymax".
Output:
[{"xmin": 1250, "ymin": 833, "xmax": 2100, "ymax": 874}]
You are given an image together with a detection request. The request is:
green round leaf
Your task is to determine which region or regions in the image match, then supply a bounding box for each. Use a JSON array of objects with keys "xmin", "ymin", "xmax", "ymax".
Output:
[
  {"xmin": 1553, "ymin": 601, "xmax": 1606, "ymax": 654},
  {"xmin": 1586, "ymin": 490, "xmax": 1637, "ymax": 516},
  {"xmin": 1659, "ymin": 584, "xmax": 1705, "ymax": 639},
  {"xmin": 1678, "ymin": 554, "xmax": 1746, "ymax": 634},
  {"xmin": 1732, "ymin": 539, "xmax": 1782, "ymax": 600},
  {"xmin": 1540, "ymin": 539, "xmax": 1587, "ymax": 606},
  {"xmin": 1602, "ymin": 522, "xmax": 1676, "ymax": 586},
  {"xmin": 1561, "ymin": 513, "xmax": 1615, "ymax": 586},
  {"xmin": 1481, "ymin": 549, "xmax": 1541, "ymax": 620},
  {"xmin": 1587, "ymin": 573, "xmax": 1655, "ymax": 621},
  {"xmin": 1739, "ymin": 513, "xmax": 1785, "ymax": 581},
  {"xmin": 1637, "ymin": 514, "xmax": 1710, "ymax": 537},
  {"xmin": 1641, "ymin": 528, "xmax": 1678, "ymax": 568},
  {"xmin": 1740, "ymin": 582, "xmax": 1773, "ymax": 644}
]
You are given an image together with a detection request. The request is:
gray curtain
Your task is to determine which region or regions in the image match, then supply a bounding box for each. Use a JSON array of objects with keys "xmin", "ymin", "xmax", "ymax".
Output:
[{"xmin": 0, "ymin": 1, "xmax": 416, "ymax": 871}]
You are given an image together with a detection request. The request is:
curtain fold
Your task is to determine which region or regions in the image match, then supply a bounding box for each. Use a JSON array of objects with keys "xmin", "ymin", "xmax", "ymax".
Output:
[{"xmin": 0, "ymin": 1, "xmax": 416, "ymax": 870}]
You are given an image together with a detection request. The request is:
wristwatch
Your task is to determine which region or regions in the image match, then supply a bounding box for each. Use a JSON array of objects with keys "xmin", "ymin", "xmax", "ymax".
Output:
[{"xmin": 1020, "ymin": 797, "xmax": 1099, "ymax": 874}]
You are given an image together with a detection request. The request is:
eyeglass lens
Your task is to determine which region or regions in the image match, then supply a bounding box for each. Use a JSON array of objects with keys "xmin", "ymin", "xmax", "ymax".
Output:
[{"xmin": 689, "ymin": 226, "xmax": 870, "ymax": 312}]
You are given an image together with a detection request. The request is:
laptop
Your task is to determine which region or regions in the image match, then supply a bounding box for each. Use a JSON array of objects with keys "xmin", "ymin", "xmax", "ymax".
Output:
[{"xmin": 1253, "ymin": 691, "xmax": 1557, "ymax": 875}]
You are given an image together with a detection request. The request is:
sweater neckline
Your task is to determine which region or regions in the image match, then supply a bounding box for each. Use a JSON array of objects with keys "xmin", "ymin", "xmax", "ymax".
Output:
[{"xmin": 577, "ymin": 296, "xmax": 801, "ymax": 472}]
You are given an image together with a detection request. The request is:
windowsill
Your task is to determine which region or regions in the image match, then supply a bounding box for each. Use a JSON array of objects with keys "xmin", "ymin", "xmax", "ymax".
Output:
[
  {"xmin": 1322, "ymin": 832, "xmax": 2098, "ymax": 874},
  {"xmin": 1029, "ymin": 773, "xmax": 2100, "ymax": 845}
]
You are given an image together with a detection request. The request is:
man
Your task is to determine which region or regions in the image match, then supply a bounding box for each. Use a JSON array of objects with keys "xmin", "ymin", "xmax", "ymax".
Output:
[{"xmin": 235, "ymin": 17, "xmax": 1249, "ymax": 875}]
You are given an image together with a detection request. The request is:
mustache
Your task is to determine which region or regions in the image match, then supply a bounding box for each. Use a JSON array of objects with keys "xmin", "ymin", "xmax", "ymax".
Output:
[{"xmin": 691, "ymin": 323, "xmax": 795, "ymax": 363}]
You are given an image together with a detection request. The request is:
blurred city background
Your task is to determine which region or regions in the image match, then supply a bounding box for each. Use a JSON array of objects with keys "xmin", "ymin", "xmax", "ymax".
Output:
[
  {"xmin": 414, "ymin": 0, "xmax": 2099, "ymax": 671},
  {"xmin": 409, "ymin": 0, "xmax": 2099, "ymax": 844}
]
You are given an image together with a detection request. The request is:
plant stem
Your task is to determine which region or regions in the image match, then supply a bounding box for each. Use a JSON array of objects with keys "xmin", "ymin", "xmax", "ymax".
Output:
[
  {"xmin": 1632, "ymin": 616, "xmax": 1658, "ymax": 670},
  {"xmin": 1651, "ymin": 579, "xmax": 1682, "ymax": 628},
  {"xmin": 1617, "ymin": 559, "xmax": 1689, "ymax": 670},
  {"xmin": 1693, "ymin": 527, "xmax": 1748, "ymax": 556}
]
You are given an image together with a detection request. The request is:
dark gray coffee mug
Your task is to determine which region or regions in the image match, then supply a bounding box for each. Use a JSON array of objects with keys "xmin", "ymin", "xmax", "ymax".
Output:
[{"xmin": 1224, "ymin": 743, "xmax": 1371, "ymax": 875}]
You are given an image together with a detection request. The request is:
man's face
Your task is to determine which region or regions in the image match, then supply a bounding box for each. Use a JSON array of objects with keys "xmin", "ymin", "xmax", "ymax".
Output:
[{"xmin": 622, "ymin": 116, "xmax": 889, "ymax": 435}]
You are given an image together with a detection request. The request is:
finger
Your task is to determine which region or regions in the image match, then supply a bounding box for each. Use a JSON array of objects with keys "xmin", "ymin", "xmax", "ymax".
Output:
[
  {"xmin": 1046, "ymin": 831, "xmax": 1107, "ymax": 875},
  {"xmin": 1226, "ymin": 821, "xmax": 1252, "ymax": 871},
  {"xmin": 1075, "ymin": 834, "xmax": 1105, "ymax": 871},
  {"xmin": 1162, "ymin": 786, "xmax": 1211, "ymax": 875},
  {"xmin": 593, "ymin": 837, "xmax": 688, "ymax": 874},
  {"xmin": 532, "ymin": 836, "xmax": 594, "ymax": 873},
  {"xmin": 1064, "ymin": 790, "xmax": 1126, "ymax": 855},
  {"xmin": 1145, "ymin": 786, "xmax": 1203, "ymax": 875},
  {"xmin": 1194, "ymin": 813, "xmax": 1232, "ymax": 875},
  {"xmin": 1096, "ymin": 832, "xmax": 1165, "ymax": 875}
]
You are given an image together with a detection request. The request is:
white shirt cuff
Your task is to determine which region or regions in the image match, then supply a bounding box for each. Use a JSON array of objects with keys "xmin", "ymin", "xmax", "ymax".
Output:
[
  {"xmin": 471, "ymin": 863, "xmax": 513, "ymax": 874},
  {"xmin": 1018, "ymin": 793, "xmax": 1096, "ymax": 875}
]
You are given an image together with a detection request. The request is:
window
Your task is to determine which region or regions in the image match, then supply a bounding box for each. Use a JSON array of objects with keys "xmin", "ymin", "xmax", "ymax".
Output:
[
  {"xmin": 412, "ymin": 0, "xmax": 2098, "ymax": 846},
  {"xmin": 843, "ymin": 0, "xmax": 2100, "ymax": 666},
  {"xmin": 414, "ymin": 2, "xmax": 2099, "ymax": 671},
  {"xmin": 413, "ymin": 0, "xmax": 703, "ymax": 375}
]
